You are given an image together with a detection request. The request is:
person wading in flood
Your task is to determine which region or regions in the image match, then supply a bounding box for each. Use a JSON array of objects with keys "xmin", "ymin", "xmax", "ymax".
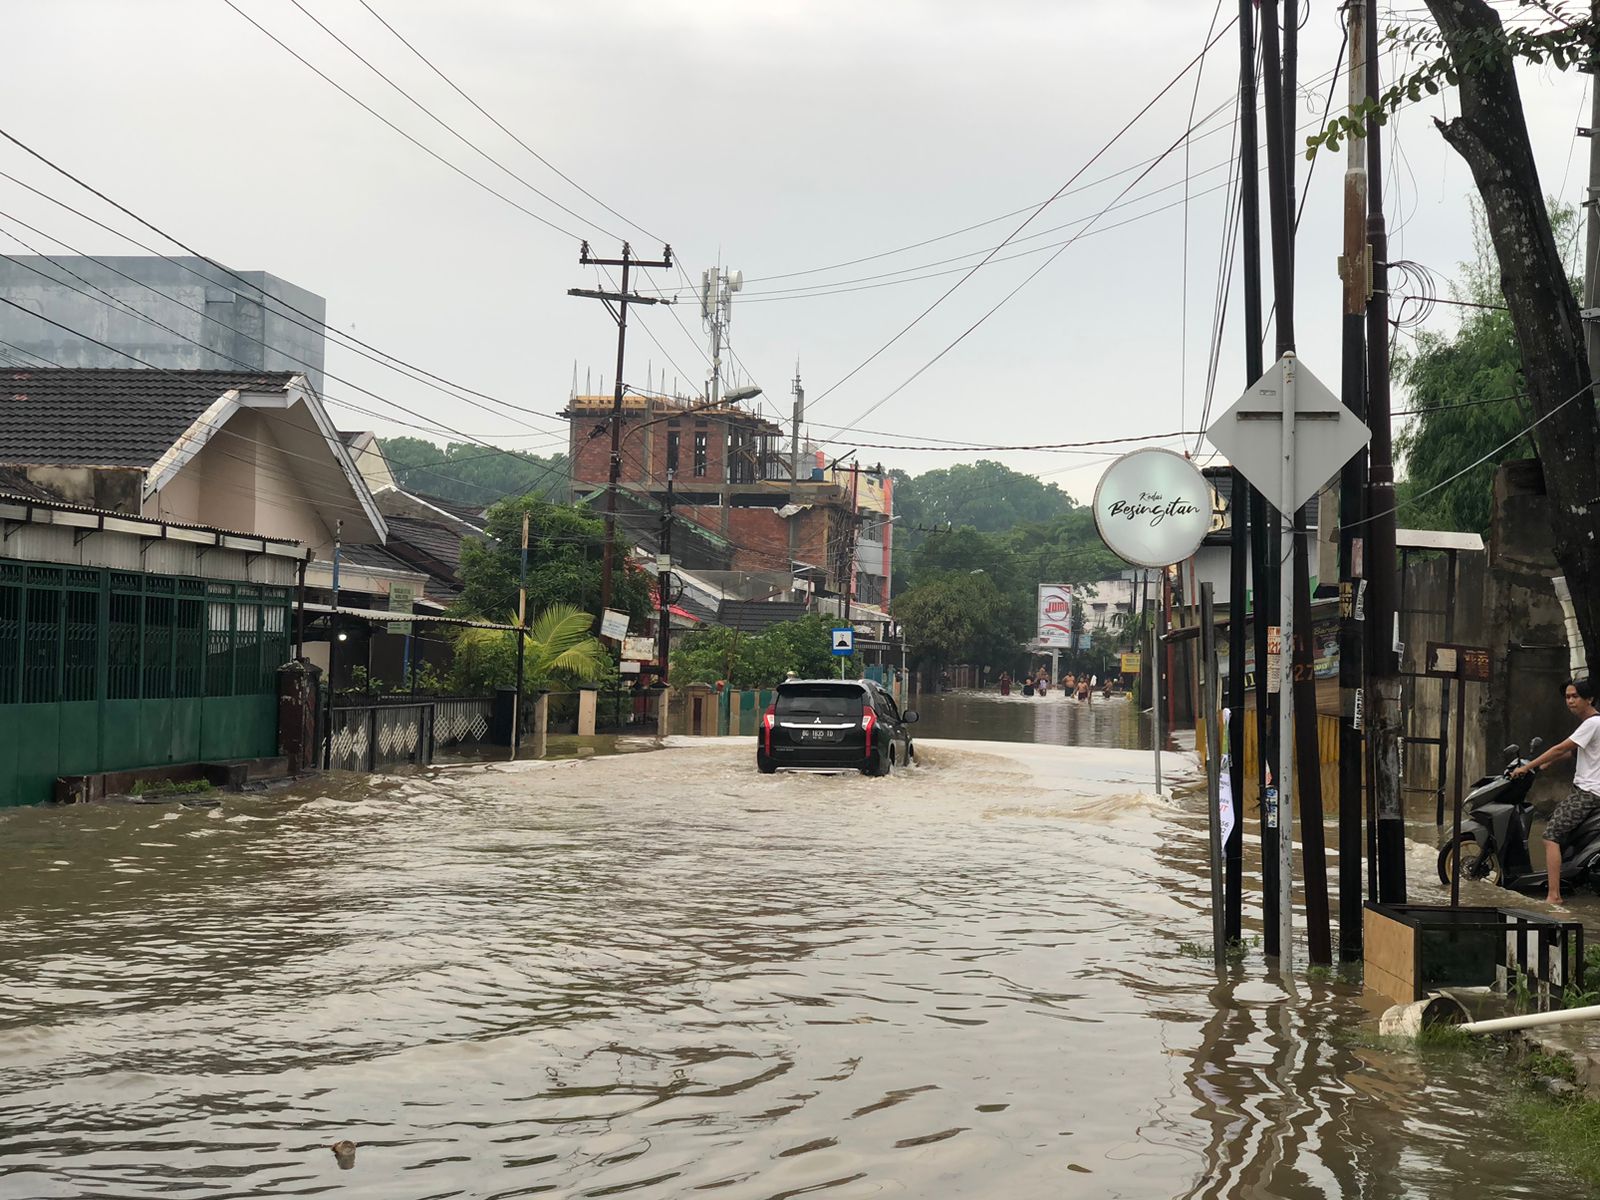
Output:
[{"xmin": 1512, "ymin": 677, "xmax": 1600, "ymax": 910}]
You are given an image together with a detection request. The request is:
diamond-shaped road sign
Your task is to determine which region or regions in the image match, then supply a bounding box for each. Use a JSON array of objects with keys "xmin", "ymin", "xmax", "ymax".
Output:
[
  {"xmin": 1205, "ymin": 355, "xmax": 1371, "ymax": 519},
  {"xmin": 831, "ymin": 627, "xmax": 855, "ymax": 656}
]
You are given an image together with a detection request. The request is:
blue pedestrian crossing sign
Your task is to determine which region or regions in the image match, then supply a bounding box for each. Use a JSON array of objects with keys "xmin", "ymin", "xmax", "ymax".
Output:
[{"xmin": 831, "ymin": 627, "xmax": 855, "ymax": 656}]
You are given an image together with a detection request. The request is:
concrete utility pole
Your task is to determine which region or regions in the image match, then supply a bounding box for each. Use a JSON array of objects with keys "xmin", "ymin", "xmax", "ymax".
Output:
[
  {"xmin": 657, "ymin": 469, "xmax": 674, "ymax": 684},
  {"xmin": 569, "ymin": 241, "xmax": 673, "ymax": 611},
  {"xmin": 511, "ymin": 510, "xmax": 529, "ymax": 760},
  {"xmin": 1364, "ymin": 12, "xmax": 1407, "ymax": 903},
  {"xmin": 1338, "ymin": 0, "xmax": 1371, "ymax": 956}
]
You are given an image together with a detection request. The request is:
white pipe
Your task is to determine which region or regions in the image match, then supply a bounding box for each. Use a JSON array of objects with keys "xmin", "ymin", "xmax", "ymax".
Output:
[{"xmin": 1462, "ymin": 1004, "xmax": 1600, "ymax": 1034}]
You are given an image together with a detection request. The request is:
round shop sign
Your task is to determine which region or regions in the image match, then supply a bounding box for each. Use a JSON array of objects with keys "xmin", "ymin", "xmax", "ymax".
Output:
[{"xmin": 1092, "ymin": 448, "xmax": 1212, "ymax": 567}]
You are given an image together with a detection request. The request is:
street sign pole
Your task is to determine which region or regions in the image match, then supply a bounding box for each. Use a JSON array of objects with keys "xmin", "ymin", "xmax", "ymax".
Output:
[
  {"xmin": 1277, "ymin": 355, "xmax": 1298, "ymax": 972},
  {"xmin": 1151, "ymin": 601, "xmax": 1163, "ymax": 797},
  {"xmin": 1207, "ymin": 352, "xmax": 1372, "ymax": 978}
]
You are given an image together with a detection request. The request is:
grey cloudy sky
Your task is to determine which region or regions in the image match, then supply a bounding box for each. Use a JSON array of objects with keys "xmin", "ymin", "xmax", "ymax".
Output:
[{"xmin": 2, "ymin": 0, "xmax": 1586, "ymax": 503}]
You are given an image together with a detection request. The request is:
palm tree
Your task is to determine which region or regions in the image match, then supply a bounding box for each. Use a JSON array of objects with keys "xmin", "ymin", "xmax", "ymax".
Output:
[{"xmin": 452, "ymin": 603, "xmax": 612, "ymax": 694}]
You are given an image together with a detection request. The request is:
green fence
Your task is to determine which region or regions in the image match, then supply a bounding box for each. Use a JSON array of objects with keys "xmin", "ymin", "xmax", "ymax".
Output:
[{"xmin": 0, "ymin": 561, "xmax": 292, "ymax": 806}]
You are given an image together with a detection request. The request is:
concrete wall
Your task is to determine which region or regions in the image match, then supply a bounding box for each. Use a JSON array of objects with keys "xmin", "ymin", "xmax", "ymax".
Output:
[{"xmin": 0, "ymin": 257, "xmax": 326, "ymax": 390}]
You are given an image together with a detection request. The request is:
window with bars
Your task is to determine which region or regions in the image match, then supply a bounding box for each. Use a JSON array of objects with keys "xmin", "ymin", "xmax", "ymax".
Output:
[
  {"xmin": 108, "ymin": 589, "xmax": 142, "ymax": 700},
  {"xmin": 22, "ymin": 587, "xmax": 60, "ymax": 704},
  {"xmin": 0, "ymin": 563, "xmax": 295, "ymax": 706},
  {"xmin": 143, "ymin": 593, "xmax": 174, "ymax": 698},
  {"xmin": 62, "ymin": 589, "xmax": 97, "ymax": 702},
  {"xmin": 0, "ymin": 584, "xmax": 17, "ymax": 704}
]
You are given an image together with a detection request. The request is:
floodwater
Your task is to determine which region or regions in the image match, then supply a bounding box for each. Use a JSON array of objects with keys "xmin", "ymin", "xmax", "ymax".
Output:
[
  {"xmin": 0, "ymin": 737, "xmax": 1586, "ymax": 1199},
  {"xmin": 911, "ymin": 688, "xmax": 1156, "ymax": 751}
]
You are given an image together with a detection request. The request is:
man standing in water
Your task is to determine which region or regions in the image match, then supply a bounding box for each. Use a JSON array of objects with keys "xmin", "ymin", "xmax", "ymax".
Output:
[{"xmin": 1512, "ymin": 677, "xmax": 1600, "ymax": 910}]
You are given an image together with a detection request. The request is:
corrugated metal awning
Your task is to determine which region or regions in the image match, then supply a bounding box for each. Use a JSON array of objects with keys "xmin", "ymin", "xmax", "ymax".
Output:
[{"xmin": 300, "ymin": 601, "xmax": 518, "ymax": 631}]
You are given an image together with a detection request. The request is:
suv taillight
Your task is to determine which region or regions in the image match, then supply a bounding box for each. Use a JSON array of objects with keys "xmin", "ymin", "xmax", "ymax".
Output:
[
  {"xmin": 762, "ymin": 705, "xmax": 776, "ymax": 755},
  {"xmin": 862, "ymin": 706, "xmax": 876, "ymax": 757}
]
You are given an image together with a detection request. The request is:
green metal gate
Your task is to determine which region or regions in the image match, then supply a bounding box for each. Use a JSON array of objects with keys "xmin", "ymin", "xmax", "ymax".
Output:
[{"xmin": 0, "ymin": 561, "xmax": 292, "ymax": 806}]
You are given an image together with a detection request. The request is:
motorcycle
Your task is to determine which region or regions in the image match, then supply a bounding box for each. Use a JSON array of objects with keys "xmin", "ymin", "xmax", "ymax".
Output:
[{"xmin": 1436, "ymin": 738, "xmax": 1600, "ymax": 895}]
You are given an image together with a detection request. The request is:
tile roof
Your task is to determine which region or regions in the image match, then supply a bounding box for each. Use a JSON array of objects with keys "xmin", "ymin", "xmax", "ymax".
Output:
[
  {"xmin": 385, "ymin": 515, "xmax": 467, "ymax": 573},
  {"xmin": 0, "ymin": 368, "xmax": 296, "ymax": 468},
  {"xmin": 716, "ymin": 599, "xmax": 810, "ymax": 633}
]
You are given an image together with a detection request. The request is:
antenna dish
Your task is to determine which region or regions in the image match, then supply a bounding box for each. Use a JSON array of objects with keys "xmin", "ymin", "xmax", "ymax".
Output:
[{"xmin": 728, "ymin": 270, "xmax": 743, "ymax": 292}]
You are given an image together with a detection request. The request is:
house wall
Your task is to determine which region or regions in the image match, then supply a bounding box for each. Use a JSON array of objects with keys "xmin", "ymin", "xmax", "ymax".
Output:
[
  {"xmin": 146, "ymin": 409, "xmax": 337, "ymax": 556},
  {"xmin": 0, "ymin": 257, "xmax": 326, "ymax": 390}
]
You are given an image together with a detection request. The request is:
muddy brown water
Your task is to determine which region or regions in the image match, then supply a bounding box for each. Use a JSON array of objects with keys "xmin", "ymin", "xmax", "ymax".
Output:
[{"xmin": 0, "ymin": 722, "xmax": 1587, "ymax": 1198}]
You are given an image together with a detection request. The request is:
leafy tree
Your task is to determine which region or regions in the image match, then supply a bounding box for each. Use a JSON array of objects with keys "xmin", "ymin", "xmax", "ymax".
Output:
[
  {"xmin": 450, "ymin": 603, "xmax": 614, "ymax": 695},
  {"xmin": 890, "ymin": 459, "xmax": 1077, "ymax": 554},
  {"xmin": 380, "ymin": 436, "xmax": 569, "ymax": 505},
  {"xmin": 892, "ymin": 571, "xmax": 1029, "ymax": 672},
  {"xmin": 1394, "ymin": 203, "xmax": 1579, "ymax": 537},
  {"xmin": 455, "ymin": 495, "xmax": 655, "ymax": 627},
  {"xmin": 670, "ymin": 612, "xmax": 849, "ymax": 688}
]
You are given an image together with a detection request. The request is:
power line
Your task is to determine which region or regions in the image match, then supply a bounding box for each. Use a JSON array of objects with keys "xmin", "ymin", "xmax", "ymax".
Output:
[
  {"xmin": 804, "ymin": 12, "xmax": 1241, "ymax": 416},
  {"xmin": 0, "ymin": 132, "xmax": 564, "ymax": 427},
  {"xmin": 220, "ymin": 0, "xmax": 588, "ymax": 241},
  {"xmin": 284, "ymin": 0, "xmax": 627, "ymax": 244},
  {"xmin": 354, "ymin": 0, "xmax": 664, "ymax": 245}
]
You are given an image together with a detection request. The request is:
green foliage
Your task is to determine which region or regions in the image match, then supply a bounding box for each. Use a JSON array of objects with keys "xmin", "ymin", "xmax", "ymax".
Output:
[
  {"xmin": 890, "ymin": 460, "xmax": 1078, "ymax": 556},
  {"xmin": 1306, "ymin": 6, "xmax": 1594, "ymax": 159},
  {"xmin": 893, "ymin": 570, "xmax": 1029, "ymax": 671},
  {"xmin": 1395, "ymin": 202, "xmax": 1580, "ymax": 536},
  {"xmin": 379, "ymin": 436, "xmax": 568, "ymax": 506},
  {"xmin": 451, "ymin": 603, "xmax": 615, "ymax": 695},
  {"xmin": 890, "ymin": 503, "xmax": 1128, "ymax": 673},
  {"xmin": 130, "ymin": 778, "xmax": 214, "ymax": 797},
  {"xmin": 455, "ymin": 495, "xmax": 655, "ymax": 627},
  {"xmin": 670, "ymin": 612, "xmax": 849, "ymax": 689}
]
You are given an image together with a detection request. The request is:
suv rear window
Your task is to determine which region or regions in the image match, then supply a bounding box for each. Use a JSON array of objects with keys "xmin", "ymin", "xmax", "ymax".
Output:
[{"xmin": 776, "ymin": 683, "xmax": 866, "ymax": 719}]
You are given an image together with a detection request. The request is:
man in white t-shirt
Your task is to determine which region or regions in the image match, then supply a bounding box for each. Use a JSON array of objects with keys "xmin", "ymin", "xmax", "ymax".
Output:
[{"xmin": 1512, "ymin": 677, "xmax": 1600, "ymax": 908}]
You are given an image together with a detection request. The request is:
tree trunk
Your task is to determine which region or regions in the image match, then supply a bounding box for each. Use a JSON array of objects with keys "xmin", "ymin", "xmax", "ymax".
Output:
[{"xmin": 1424, "ymin": 0, "xmax": 1600, "ymax": 678}]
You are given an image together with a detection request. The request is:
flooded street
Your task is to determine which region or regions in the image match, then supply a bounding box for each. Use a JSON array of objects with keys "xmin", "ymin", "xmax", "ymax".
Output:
[
  {"xmin": 910, "ymin": 689, "xmax": 1155, "ymax": 751},
  {"xmin": 0, "ymin": 732, "xmax": 1587, "ymax": 1199}
]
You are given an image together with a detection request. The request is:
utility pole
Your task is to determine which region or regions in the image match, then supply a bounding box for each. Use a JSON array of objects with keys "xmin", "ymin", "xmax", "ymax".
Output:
[
  {"xmin": 1365, "ymin": 11, "xmax": 1407, "ymax": 903},
  {"xmin": 1260, "ymin": 0, "xmax": 1297, "ymax": 965},
  {"xmin": 1584, "ymin": 0, "xmax": 1600, "ymax": 386},
  {"xmin": 323, "ymin": 519, "xmax": 343, "ymax": 770},
  {"xmin": 1236, "ymin": 0, "xmax": 1279, "ymax": 957},
  {"xmin": 842, "ymin": 461, "xmax": 861, "ymax": 626},
  {"xmin": 1338, "ymin": 0, "xmax": 1371, "ymax": 959},
  {"xmin": 569, "ymin": 241, "xmax": 673, "ymax": 611},
  {"xmin": 658, "ymin": 469, "xmax": 675, "ymax": 684},
  {"xmin": 1225, "ymin": 0, "xmax": 1262, "ymax": 949},
  {"xmin": 511, "ymin": 510, "xmax": 529, "ymax": 760}
]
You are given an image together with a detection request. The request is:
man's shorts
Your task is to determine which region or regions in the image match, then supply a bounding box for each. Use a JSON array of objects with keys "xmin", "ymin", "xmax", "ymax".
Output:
[{"xmin": 1543, "ymin": 786, "xmax": 1600, "ymax": 846}]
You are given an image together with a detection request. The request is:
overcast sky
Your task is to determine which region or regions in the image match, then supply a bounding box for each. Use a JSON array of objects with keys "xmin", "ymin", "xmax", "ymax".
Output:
[{"xmin": 2, "ymin": 0, "xmax": 1587, "ymax": 503}]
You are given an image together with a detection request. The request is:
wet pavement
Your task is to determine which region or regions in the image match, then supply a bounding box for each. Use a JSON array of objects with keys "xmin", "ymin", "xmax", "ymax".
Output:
[{"xmin": 0, "ymin": 726, "xmax": 1591, "ymax": 1199}]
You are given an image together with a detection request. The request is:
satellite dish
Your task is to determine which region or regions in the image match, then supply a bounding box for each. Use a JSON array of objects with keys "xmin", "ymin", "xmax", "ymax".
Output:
[{"xmin": 728, "ymin": 270, "xmax": 743, "ymax": 292}]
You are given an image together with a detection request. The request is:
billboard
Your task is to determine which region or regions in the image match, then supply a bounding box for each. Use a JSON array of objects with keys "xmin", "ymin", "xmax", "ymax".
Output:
[{"xmin": 1037, "ymin": 584, "xmax": 1074, "ymax": 647}]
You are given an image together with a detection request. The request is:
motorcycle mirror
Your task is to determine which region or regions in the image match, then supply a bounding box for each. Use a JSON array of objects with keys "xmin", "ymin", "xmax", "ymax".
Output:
[
  {"xmin": 1530, "ymin": 737, "xmax": 1546, "ymax": 755},
  {"xmin": 1502, "ymin": 744, "xmax": 1520, "ymax": 759}
]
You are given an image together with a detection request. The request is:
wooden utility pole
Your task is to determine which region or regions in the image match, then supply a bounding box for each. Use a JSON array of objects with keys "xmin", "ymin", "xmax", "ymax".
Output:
[
  {"xmin": 1364, "ymin": 13, "xmax": 1406, "ymax": 903},
  {"xmin": 1338, "ymin": 0, "xmax": 1371, "ymax": 956},
  {"xmin": 568, "ymin": 241, "xmax": 673, "ymax": 611}
]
